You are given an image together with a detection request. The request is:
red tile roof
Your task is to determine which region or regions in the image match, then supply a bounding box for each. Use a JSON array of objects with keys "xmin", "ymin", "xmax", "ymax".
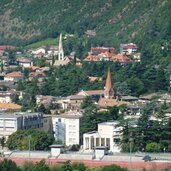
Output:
[
  {"xmin": 123, "ymin": 44, "xmax": 138, "ymax": 49},
  {"xmin": 0, "ymin": 103, "xmax": 22, "ymax": 110},
  {"xmin": 0, "ymin": 45, "xmax": 16, "ymax": 51},
  {"xmin": 29, "ymin": 72, "xmax": 46, "ymax": 77},
  {"xmin": 5, "ymin": 72, "xmax": 23, "ymax": 77}
]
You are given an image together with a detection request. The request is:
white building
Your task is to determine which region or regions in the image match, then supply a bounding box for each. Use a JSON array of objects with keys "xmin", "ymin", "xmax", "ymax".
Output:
[
  {"xmin": 52, "ymin": 111, "xmax": 82, "ymax": 146},
  {"xmin": 120, "ymin": 43, "xmax": 138, "ymax": 55},
  {"xmin": 83, "ymin": 121, "xmax": 122, "ymax": 153},
  {"xmin": 0, "ymin": 112, "xmax": 44, "ymax": 139}
]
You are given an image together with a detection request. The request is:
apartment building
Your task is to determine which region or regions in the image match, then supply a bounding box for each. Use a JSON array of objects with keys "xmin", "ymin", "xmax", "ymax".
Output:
[
  {"xmin": 0, "ymin": 112, "xmax": 44, "ymax": 139},
  {"xmin": 52, "ymin": 111, "xmax": 82, "ymax": 146}
]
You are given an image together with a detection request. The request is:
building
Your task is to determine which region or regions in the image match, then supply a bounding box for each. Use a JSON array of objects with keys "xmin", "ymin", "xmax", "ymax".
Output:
[
  {"xmin": 84, "ymin": 51, "xmax": 132, "ymax": 62},
  {"xmin": 0, "ymin": 112, "xmax": 44, "ymax": 139},
  {"xmin": 67, "ymin": 95, "xmax": 85, "ymax": 109},
  {"xmin": 91, "ymin": 47, "xmax": 115, "ymax": 54},
  {"xmin": 85, "ymin": 30, "xmax": 96, "ymax": 37},
  {"xmin": 0, "ymin": 45, "xmax": 16, "ymax": 55},
  {"xmin": 0, "ymin": 103, "xmax": 22, "ymax": 111},
  {"xmin": 4, "ymin": 72, "xmax": 23, "ymax": 82},
  {"xmin": 120, "ymin": 43, "xmax": 138, "ymax": 55},
  {"xmin": 83, "ymin": 121, "xmax": 122, "ymax": 153},
  {"xmin": 98, "ymin": 68, "xmax": 128, "ymax": 108},
  {"xmin": 17, "ymin": 57, "xmax": 33, "ymax": 68},
  {"xmin": 0, "ymin": 91, "xmax": 20, "ymax": 103},
  {"xmin": 52, "ymin": 111, "xmax": 82, "ymax": 146},
  {"xmin": 58, "ymin": 33, "xmax": 64, "ymax": 61}
]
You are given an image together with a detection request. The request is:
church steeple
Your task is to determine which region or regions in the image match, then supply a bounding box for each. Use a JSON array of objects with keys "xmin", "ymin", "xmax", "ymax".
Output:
[
  {"xmin": 58, "ymin": 33, "xmax": 64, "ymax": 60},
  {"xmin": 104, "ymin": 68, "xmax": 115, "ymax": 99}
]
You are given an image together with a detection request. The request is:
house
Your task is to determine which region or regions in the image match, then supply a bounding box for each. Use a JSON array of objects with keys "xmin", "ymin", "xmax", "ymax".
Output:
[
  {"xmin": 0, "ymin": 90, "xmax": 20, "ymax": 103},
  {"xmin": 88, "ymin": 76, "xmax": 102, "ymax": 82},
  {"xmin": 83, "ymin": 121, "xmax": 123, "ymax": 152},
  {"xmin": 17, "ymin": 57, "xmax": 33, "ymax": 68},
  {"xmin": 98, "ymin": 98, "xmax": 128, "ymax": 108},
  {"xmin": 163, "ymin": 107, "xmax": 171, "ymax": 118},
  {"xmin": 26, "ymin": 66, "xmax": 40, "ymax": 71},
  {"xmin": 67, "ymin": 95, "xmax": 85, "ymax": 109},
  {"xmin": 157, "ymin": 93, "xmax": 171, "ymax": 104},
  {"xmin": 0, "ymin": 112, "xmax": 44, "ymax": 139},
  {"xmin": 31, "ymin": 47, "xmax": 46, "ymax": 56},
  {"xmin": 84, "ymin": 51, "xmax": 132, "ymax": 62},
  {"xmin": 0, "ymin": 103, "xmax": 22, "ymax": 111},
  {"xmin": 85, "ymin": 30, "xmax": 96, "ymax": 37},
  {"xmin": 36, "ymin": 95, "xmax": 54, "ymax": 108},
  {"xmin": 0, "ymin": 45, "xmax": 16, "ymax": 55},
  {"xmin": 120, "ymin": 43, "xmax": 138, "ymax": 55},
  {"xmin": 4, "ymin": 72, "xmax": 23, "ymax": 82},
  {"xmin": 77, "ymin": 90, "xmax": 104, "ymax": 101},
  {"xmin": 91, "ymin": 47, "xmax": 115, "ymax": 54},
  {"xmin": 29, "ymin": 72, "xmax": 46, "ymax": 78},
  {"xmin": 52, "ymin": 111, "xmax": 82, "ymax": 146}
]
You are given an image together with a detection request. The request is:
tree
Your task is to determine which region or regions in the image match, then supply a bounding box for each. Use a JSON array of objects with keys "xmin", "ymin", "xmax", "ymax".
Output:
[
  {"xmin": 146, "ymin": 142, "xmax": 160, "ymax": 152},
  {"xmin": 101, "ymin": 164, "xmax": 128, "ymax": 171},
  {"xmin": 37, "ymin": 104, "xmax": 46, "ymax": 113},
  {"xmin": 0, "ymin": 159, "xmax": 21, "ymax": 171},
  {"xmin": 0, "ymin": 137, "xmax": 5, "ymax": 149},
  {"xmin": 32, "ymin": 160, "xmax": 50, "ymax": 171},
  {"xmin": 21, "ymin": 161, "xmax": 35, "ymax": 171},
  {"xmin": 72, "ymin": 163, "xmax": 86, "ymax": 171},
  {"xmin": 7, "ymin": 129, "xmax": 54, "ymax": 150},
  {"xmin": 62, "ymin": 160, "xmax": 73, "ymax": 171}
]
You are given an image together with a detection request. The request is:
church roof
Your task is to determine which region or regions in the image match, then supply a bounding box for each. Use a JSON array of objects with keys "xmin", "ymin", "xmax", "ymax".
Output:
[{"xmin": 105, "ymin": 68, "xmax": 112, "ymax": 91}]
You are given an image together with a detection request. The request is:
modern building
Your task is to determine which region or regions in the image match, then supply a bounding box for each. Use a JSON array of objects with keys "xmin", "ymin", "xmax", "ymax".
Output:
[
  {"xmin": 83, "ymin": 121, "xmax": 123, "ymax": 153},
  {"xmin": 52, "ymin": 111, "xmax": 82, "ymax": 146},
  {"xmin": 0, "ymin": 112, "xmax": 44, "ymax": 139}
]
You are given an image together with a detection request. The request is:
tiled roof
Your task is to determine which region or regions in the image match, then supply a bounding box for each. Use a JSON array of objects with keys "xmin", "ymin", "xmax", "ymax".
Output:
[
  {"xmin": 17, "ymin": 57, "xmax": 32, "ymax": 63},
  {"xmin": 123, "ymin": 44, "xmax": 138, "ymax": 49},
  {"xmin": 27, "ymin": 66, "xmax": 40, "ymax": 70},
  {"xmin": 84, "ymin": 90, "xmax": 104, "ymax": 96},
  {"xmin": 29, "ymin": 72, "xmax": 46, "ymax": 77},
  {"xmin": 0, "ymin": 45, "xmax": 16, "ymax": 51},
  {"xmin": 5, "ymin": 72, "xmax": 23, "ymax": 77},
  {"xmin": 68, "ymin": 95, "xmax": 85, "ymax": 100},
  {"xmin": 0, "ymin": 103, "xmax": 22, "ymax": 110},
  {"xmin": 105, "ymin": 68, "xmax": 112, "ymax": 91},
  {"xmin": 98, "ymin": 98, "xmax": 128, "ymax": 108},
  {"xmin": 89, "ymin": 76, "xmax": 102, "ymax": 82}
]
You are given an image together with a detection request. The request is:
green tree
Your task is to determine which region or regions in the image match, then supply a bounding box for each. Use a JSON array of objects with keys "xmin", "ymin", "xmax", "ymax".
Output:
[
  {"xmin": 0, "ymin": 159, "xmax": 21, "ymax": 171},
  {"xmin": 146, "ymin": 142, "xmax": 160, "ymax": 152},
  {"xmin": 32, "ymin": 160, "xmax": 50, "ymax": 171},
  {"xmin": 62, "ymin": 160, "xmax": 73, "ymax": 171},
  {"xmin": 101, "ymin": 164, "xmax": 128, "ymax": 171},
  {"xmin": 21, "ymin": 161, "xmax": 35, "ymax": 171},
  {"xmin": 7, "ymin": 129, "xmax": 54, "ymax": 151},
  {"xmin": 0, "ymin": 137, "xmax": 5, "ymax": 149}
]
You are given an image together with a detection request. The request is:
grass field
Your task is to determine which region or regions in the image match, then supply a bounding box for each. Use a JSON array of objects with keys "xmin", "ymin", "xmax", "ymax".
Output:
[{"xmin": 26, "ymin": 38, "xmax": 57, "ymax": 49}]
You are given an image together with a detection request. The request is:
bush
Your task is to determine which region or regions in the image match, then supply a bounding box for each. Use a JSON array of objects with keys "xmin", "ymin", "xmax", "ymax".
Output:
[
  {"xmin": 0, "ymin": 159, "xmax": 21, "ymax": 171},
  {"xmin": 72, "ymin": 163, "xmax": 86, "ymax": 171},
  {"xmin": 101, "ymin": 165, "xmax": 128, "ymax": 171},
  {"xmin": 70, "ymin": 144, "xmax": 80, "ymax": 151},
  {"xmin": 21, "ymin": 161, "xmax": 35, "ymax": 171},
  {"xmin": 146, "ymin": 142, "xmax": 161, "ymax": 152}
]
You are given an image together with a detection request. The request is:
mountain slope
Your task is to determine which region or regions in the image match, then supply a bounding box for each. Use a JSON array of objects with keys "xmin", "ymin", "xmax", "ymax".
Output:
[{"xmin": 0, "ymin": 0, "xmax": 171, "ymax": 55}]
